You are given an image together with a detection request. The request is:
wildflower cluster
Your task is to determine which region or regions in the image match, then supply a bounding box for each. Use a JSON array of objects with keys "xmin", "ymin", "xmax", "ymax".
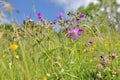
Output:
[
  {"xmin": 67, "ymin": 27, "xmax": 83, "ymax": 40},
  {"xmin": 35, "ymin": 12, "xmax": 85, "ymax": 40},
  {"xmin": 100, "ymin": 55, "xmax": 108, "ymax": 66},
  {"xmin": 96, "ymin": 52, "xmax": 118, "ymax": 78},
  {"xmin": 1, "ymin": 4, "xmax": 120, "ymax": 79}
]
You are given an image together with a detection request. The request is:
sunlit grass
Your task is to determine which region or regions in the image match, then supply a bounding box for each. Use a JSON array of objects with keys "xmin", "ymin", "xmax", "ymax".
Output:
[
  {"xmin": 0, "ymin": 22, "xmax": 120, "ymax": 80},
  {"xmin": 0, "ymin": 1, "xmax": 120, "ymax": 79}
]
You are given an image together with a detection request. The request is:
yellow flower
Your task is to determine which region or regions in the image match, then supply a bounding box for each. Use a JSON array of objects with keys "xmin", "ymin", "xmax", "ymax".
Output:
[
  {"xmin": 46, "ymin": 73, "xmax": 50, "ymax": 77},
  {"xmin": 91, "ymin": 48, "xmax": 95, "ymax": 51},
  {"xmin": 15, "ymin": 55, "xmax": 19, "ymax": 59},
  {"xmin": 9, "ymin": 44, "xmax": 18, "ymax": 50},
  {"xmin": 42, "ymin": 77, "xmax": 47, "ymax": 80},
  {"xmin": 105, "ymin": 43, "xmax": 109, "ymax": 47}
]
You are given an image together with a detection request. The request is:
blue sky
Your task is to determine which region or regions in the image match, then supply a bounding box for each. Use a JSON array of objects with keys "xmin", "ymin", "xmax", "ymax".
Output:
[
  {"xmin": 8, "ymin": 0, "xmax": 64, "ymax": 24},
  {"xmin": 7, "ymin": 0, "xmax": 100, "ymax": 24}
]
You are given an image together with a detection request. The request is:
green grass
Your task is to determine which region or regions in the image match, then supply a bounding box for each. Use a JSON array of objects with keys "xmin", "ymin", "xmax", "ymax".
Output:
[{"xmin": 0, "ymin": 24, "xmax": 120, "ymax": 80}]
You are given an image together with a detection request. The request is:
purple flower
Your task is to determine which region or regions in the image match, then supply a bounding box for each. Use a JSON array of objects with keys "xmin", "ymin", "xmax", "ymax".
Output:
[
  {"xmin": 57, "ymin": 12, "xmax": 63, "ymax": 19},
  {"xmin": 79, "ymin": 13, "xmax": 85, "ymax": 19},
  {"xmin": 53, "ymin": 20, "xmax": 57, "ymax": 24},
  {"xmin": 27, "ymin": 16, "xmax": 32, "ymax": 22},
  {"xmin": 37, "ymin": 13, "xmax": 44, "ymax": 20},
  {"xmin": 111, "ymin": 53, "xmax": 118, "ymax": 59},
  {"xmin": 100, "ymin": 55, "xmax": 106, "ymax": 60},
  {"xmin": 73, "ymin": 20, "xmax": 77, "ymax": 26},
  {"xmin": 37, "ymin": 13, "xmax": 42, "ymax": 19},
  {"xmin": 67, "ymin": 27, "xmax": 83, "ymax": 40},
  {"xmin": 78, "ymin": 28, "xmax": 83, "ymax": 35},
  {"xmin": 102, "ymin": 60, "xmax": 107, "ymax": 65},
  {"xmin": 88, "ymin": 40, "xmax": 93, "ymax": 45}
]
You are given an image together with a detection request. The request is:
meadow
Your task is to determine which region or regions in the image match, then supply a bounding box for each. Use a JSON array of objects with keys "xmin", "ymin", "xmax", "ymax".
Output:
[{"xmin": 0, "ymin": 11, "xmax": 120, "ymax": 80}]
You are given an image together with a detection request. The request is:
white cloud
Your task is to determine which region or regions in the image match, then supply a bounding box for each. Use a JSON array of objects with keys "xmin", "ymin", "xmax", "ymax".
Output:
[
  {"xmin": 0, "ymin": 12, "xmax": 9, "ymax": 24},
  {"xmin": 0, "ymin": 18, "xmax": 7, "ymax": 24},
  {"xmin": 50, "ymin": 0, "xmax": 99, "ymax": 12},
  {"xmin": 116, "ymin": 0, "xmax": 120, "ymax": 4}
]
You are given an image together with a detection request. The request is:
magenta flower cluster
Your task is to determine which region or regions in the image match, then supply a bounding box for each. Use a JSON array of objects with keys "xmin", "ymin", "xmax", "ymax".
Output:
[
  {"xmin": 57, "ymin": 12, "xmax": 63, "ymax": 19},
  {"xmin": 37, "ymin": 13, "xmax": 44, "ymax": 20},
  {"xmin": 67, "ymin": 27, "xmax": 83, "ymax": 40},
  {"xmin": 36, "ymin": 12, "xmax": 85, "ymax": 38},
  {"xmin": 79, "ymin": 13, "xmax": 85, "ymax": 18}
]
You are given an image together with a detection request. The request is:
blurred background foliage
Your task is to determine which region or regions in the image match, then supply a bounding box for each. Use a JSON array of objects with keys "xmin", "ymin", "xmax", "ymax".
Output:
[
  {"xmin": 0, "ymin": 0, "xmax": 120, "ymax": 31},
  {"xmin": 77, "ymin": 0, "xmax": 120, "ymax": 31}
]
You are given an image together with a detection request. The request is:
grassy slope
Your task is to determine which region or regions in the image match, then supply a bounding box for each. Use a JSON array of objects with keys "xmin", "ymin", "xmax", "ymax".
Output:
[{"xmin": 0, "ymin": 25, "xmax": 120, "ymax": 80}]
